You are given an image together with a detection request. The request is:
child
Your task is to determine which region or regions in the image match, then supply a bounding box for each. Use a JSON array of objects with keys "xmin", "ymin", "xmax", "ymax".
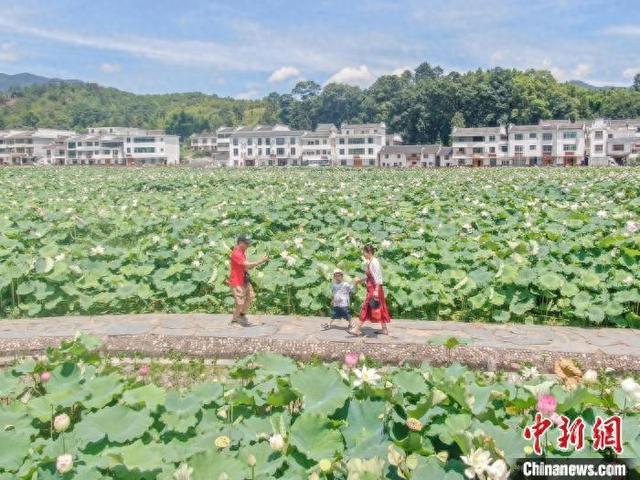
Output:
[{"xmin": 323, "ymin": 269, "xmax": 359, "ymax": 330}]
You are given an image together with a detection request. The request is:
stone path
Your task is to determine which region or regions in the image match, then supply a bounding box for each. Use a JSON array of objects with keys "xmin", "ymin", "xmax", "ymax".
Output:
[{"xmin": 1, "ymin": 313, "xmax": 639, "ymax": 371}]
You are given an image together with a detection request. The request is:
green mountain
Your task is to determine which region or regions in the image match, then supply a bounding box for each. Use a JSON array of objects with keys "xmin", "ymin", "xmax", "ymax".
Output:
[
  {"xmin": 1, "ymin": 65, "xmax": 639, "ymax": 143},
  {"xmin": 0, "ymin": 72, "xmax": 82, "ymax": 91}
]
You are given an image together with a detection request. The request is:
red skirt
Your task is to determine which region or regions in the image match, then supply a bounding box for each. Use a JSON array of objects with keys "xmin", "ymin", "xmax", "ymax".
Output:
[{"xmin": 359, "ymin": 284, "xmax": 391, "ymax": 323}]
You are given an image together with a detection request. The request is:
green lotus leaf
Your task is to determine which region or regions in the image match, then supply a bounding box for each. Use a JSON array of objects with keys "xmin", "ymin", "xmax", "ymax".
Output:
[
  {"xmin": 289, "ymin": 365, "xmax": 350, "ymax": 416},
  {"xmin": 290, "ymin": 411, "xmax": 345, "ymax": 462},
  {"xmin": 74, "ymin": 405, "xmax": 153, "ymax": 447}
]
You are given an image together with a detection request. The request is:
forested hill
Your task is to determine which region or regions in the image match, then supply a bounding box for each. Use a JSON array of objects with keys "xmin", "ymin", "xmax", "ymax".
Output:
[{"xmin": 1, "ymin": 63, "xmax": 640, "ymax": 144}]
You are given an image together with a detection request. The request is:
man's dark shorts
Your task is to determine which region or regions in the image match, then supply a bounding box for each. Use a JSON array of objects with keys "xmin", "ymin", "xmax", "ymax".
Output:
[{"xmin": 332, "ymin": 306, "xmax": 351, "ymax": 321}]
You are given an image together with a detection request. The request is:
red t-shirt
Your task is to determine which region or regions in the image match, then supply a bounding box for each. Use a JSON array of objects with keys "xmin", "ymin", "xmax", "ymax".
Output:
[{"xmin": 229, "ymin": 246, "xmax": 247, "ymax": 287}]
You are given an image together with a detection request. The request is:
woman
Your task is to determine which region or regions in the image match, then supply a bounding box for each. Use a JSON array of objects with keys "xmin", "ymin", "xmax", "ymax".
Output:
[{"xmin": 350, "ymin": 244, "xmax": 391, "ymax": 336}]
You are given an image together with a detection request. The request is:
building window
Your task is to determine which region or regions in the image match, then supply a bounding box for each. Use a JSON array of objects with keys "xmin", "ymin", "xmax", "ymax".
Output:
[
  {"xmin": 529, "ymin": 133, "xmax": 537, "ymax": 139},
  {"xmin": 529, "ymin": 145, "xmax": 536, "ymax": 150},
  {"xmin": 542, "ymin": 133, "xmax": 553, "ymax": 141},
  {"xmin": 397, "ymin": 154, "xmax": 401, "ymax": 159},
  {"xmin": 233, "ymin": 138, "xmax": 238, "ymax": 145},
  {"xmin": 258, "ymin": 148, "xmax": 262, "ymax": 155},
  {"xmin": 594, "ymin": 131, "xmax": 603, "ymax": 140},
  {"xmin": 385, "ymin": 154, "xmax": 389, "ymax": 159},
  {"xmin": 543, "ymin": 145, "xmax": 553, "ymax": 154},
  {"xmin": 291, "ymin": 148, "xmax": 296, "ymax": 155},
  {"xmin": 473, "ymin": 147, "xmax": 484, "ymax": 154},
  {"xmin": 514, "ymin": 134, "xmax": 524, "ymax": 140},
  {"xmin": 595, "ymin": 145, "xmax": 603, "ymax": 153},
  {"xmin": 348, "ymin": 148, "xmax": 366, "ymax": 155},
  {"xmin": 612, "ymin": 144, "xmax": 625, "ymax": 152},
  {"xmin": 247, "ymin": 148, "xmax": 252, "ymax": 155},
  {"xmin": 472, "ymin": 136, "xmax": 484, "ymax": 142},
  {"xmin": 515, "ymin": 146, "xmax": 524, "ymax": 153},
  {"xmin": 266, "ymin": 148, "xmax": 271, "ymax": 155},
  {"xmin": 367, "ymin": 137, "xmax": 374, "ymax": 144},
  {"xmin": 341, "ymin": 160, "xmax": 347, "ymax": 166},
  {"xmin": 276, "ymin": 138, "xmax": 285, "ymax": 145},
  {"xmin": 489, "ymin": 146, "xmax": 496, "ymax": 153},
  {"xmin": 248, "ymin": 138, "xmax": 253, "ymax": 145},
  {"xmin": 488, "ymin": 135, "xmax": 496, "ymax": 142},
  {"xmin": 369, "ymin": 159, "xmax": 375, "ymax": 166},
  {"xmin": 457, "ymin": 147, "xmax": 465, "ymax": 154},
  {"xmin": 500, "ymin": 145, "xmax": 508, "ymax": 153},
  {"xmin": 563, "ymin": 131, "xmax": 578, "ymax": 139},
  {"xmin": 233, "ymin": 148, "xmax": 238, "ymax": 155},
  {"xmin": 563, "ymin": 144, "xmax": 576, "ymax": 152},
  {"xmin": 276, "ymin": 148, "xmax": 285, "ymax": 155},
  {"xmin": 290, "ymin": 137, "xmax": 296, "ymax": 144},
  {"xmin": 339, "ymin": 149, "xmax": 345, "ymax": 155},
  {"xmin": 266, "ymin": 138, "xmax": 271, "ymax": 145}
]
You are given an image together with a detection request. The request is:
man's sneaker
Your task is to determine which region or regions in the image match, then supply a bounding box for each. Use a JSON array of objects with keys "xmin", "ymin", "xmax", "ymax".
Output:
[{"xmin": 231, "ymin": 315, "xmax": 252, "ymax": 327}]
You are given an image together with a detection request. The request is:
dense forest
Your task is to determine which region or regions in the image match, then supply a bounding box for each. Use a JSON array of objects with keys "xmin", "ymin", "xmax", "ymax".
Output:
[{"xmin": 1, "ymin": 62, "xmax": 640, "ymax": 145}]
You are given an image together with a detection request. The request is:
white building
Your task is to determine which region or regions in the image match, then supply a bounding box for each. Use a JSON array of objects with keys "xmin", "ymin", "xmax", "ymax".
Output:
[
  {"xmin": 190, "ymin": 132, "xmax": 217, "ymax": 153},
  {"xmin": 229, "ymin": 124, "xmax": 304, "ymax": 167},
  {"xmin": 378, "ymin": 145, "xmax": 453, "ymax": 167},
  {"xmin": 301, "ymin": 123, "xmax": 337, "ymax": 166},
  {"xmin": 336, "ymin": 123, "xmax": 387, "ymax": 167},
  {"xmin": 451, "ymin": 126, "xmax": 509, "ymax": 166},
  {"xmin": 0, "ymin": 128, "xmax": 76, "ymax": 165},
  {"xmin": 588, "ymin": 119, "xmax": 640, "ymax": 165},
  {"xmin": 66, "ymin": 127, "xmax": 179, "ymax": 166},
  {"xmin": 538, "ymin": 119, "xmax": 586, "ymax": 166}
]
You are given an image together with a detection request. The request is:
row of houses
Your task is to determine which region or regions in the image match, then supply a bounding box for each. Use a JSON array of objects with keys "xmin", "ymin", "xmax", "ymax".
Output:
[
  {"xmin": 191, "ymin": 122, "xmax": 403, "ymax": 167},
  {"xmin": 450, "ymin": 119, "xmax": 640, "ymax": 168},
  {"xmin": 0, "ymin": 127, "xmax": 180, "ymax": 166}
]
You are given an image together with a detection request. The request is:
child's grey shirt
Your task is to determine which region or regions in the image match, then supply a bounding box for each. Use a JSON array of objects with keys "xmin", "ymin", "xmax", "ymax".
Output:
[{"xmin": 332, "ymin": 282, "xmax": 353, "ymax": 308}]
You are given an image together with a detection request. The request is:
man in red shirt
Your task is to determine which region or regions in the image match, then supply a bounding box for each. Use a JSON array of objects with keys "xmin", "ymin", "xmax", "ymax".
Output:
[{"xmin": 229, "ymin": 234, "xmax": 269, "ymax": 326}]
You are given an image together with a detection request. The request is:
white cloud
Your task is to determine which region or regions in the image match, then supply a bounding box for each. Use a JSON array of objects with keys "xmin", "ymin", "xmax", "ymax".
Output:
[
  {"xmin": 391, "ymin": 66, "xmax": 414, "ymax": 76},
  {"xmin": 623, "ymin": 67, "xmax": 640, "ymax": 79},
  {"xmin": 0, "ymin": 42, "xmax": 18, "ymax": 63},
  {"xmin": 490, "ymin": 51, "xmax": 505, "ymax": 66},
  {"xmin": 326, "ymin": 65, "xmax": 376, "ymax": 87},
  {"xmin": 603, "ymin": 25, "xmax": 640, "ymax": 36},
  {"xmin": 571, "ymin": 63, "xmax": 592, "ymax": 80},
  {"xmin": 99, "ymin": 63, "xmax": 121, "ymax": 73},
  {"xmin": 268, "ymin": 66, "xmax": 302, "ymax": 83}
]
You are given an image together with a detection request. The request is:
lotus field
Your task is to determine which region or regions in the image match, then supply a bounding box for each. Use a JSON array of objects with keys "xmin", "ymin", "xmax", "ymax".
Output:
[
  {"xmin": 1, "ymin": 167, "xmax": 640, "ymax": 326},
  {"xmin": 1, "ymin": 335, "xmax": 639, "ymax": 479}
]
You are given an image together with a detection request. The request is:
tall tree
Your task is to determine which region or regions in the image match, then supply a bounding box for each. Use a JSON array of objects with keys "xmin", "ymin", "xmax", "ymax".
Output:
[{"xmin": 633, "ymin": 73, "xmax": 640, "ymax": 92}]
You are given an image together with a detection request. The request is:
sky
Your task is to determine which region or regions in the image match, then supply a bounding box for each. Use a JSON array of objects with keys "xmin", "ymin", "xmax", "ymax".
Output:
[{"xmin": 0, "ymin": 0, "xmax": 639, "ymax": 98}]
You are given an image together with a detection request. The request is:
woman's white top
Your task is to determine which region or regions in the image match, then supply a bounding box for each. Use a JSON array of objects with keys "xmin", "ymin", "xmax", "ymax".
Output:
[{"xmin": 368, "ymin": 257, "xmax": 384, "ymax": 285}]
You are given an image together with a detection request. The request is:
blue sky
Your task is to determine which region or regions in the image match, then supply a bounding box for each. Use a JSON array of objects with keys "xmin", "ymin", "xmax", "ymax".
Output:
[{"xmin": 0, "ymin": 0, "xmax": 639, "ymax": 97}]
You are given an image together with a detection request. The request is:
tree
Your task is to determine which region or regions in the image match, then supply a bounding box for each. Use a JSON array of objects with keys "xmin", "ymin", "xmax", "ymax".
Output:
[
  {"xmin": 415, "ymin": 62, "xmax": 444, "ymax": 81},
  {"xmin": 451, "ymin": 111, "xmax": 466, "ymax": 129},
  {"xmin": 292, "ymin": 81, "xmax": 321, "ymax": 100},
  {"xmin": 633, "ymin": 73, "xmax": 640, "ymax": 92}
]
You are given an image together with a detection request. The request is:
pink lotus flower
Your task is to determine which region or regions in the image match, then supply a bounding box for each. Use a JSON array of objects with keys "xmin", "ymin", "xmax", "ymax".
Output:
[
  {"xmin": 344, "ymin": 352, "xmax": 359, "ymax": 369},
  {"xmin": 138, "ymin": 364, "xmax": 150, "ymax": 377},
  {"xmin": 537, "ymin": 394, "xmax": 557, "ymax": 415},
  {"xmin": 549, "ymin": 412, "xmax": 563, "ymax": 426},
  {"xmin": 40, "ymin": 371, "xmax": 51, "ymax": 383}
]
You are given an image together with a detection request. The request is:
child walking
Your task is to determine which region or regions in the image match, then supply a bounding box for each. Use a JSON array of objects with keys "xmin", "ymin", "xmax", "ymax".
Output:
[{"xmin": 323, "ymin": 269, "xmax": 359, "ymax": 330}]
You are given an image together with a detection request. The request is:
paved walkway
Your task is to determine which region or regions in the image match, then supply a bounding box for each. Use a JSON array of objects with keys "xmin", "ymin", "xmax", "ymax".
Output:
[{"xmin": 1, "ymin": 314, "xmax": 639, "ymax": 371}]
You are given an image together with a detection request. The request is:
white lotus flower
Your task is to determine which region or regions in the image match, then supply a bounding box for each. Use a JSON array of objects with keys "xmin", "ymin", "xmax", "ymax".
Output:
[
  {"xmin": 596, "ymin": 210, "xmax": 608, "ymax": 218},
  {"xmin": 191, "ymin": 260, "xmax": 201, "ymax": 268},
  {"xmin": 151, "ymin": 235, "xmax": 161, "ymax": 243},
  {"xmin": 353, "ymin": 365, "xmax": 381, "ymax": 387},
  {"xmin": 54, "ymin": 253, "xmax": 66, "ymax": 262},
  {"xmin": 173, "ymin": 463, "xmax": 193, "ymax": 480},
  {"xmin": 293, "ymin": 237, "xmax": 303, "ymax": 249},
  {"xmin": 461, "ymin": 448, "xmax": 492, "ymax": 479},
  {"xmin": 626, "ymin": 221, "xmax": 639, "ymax": 234},
  {"xmin": 269, "ymin": 433, "xmax": 285, "ymax": 451},
  {"xmin": 521, "ymin": 366, "xmax": 539, "ymax": 380},
  {"xmin": 90, "ymin": 245, "xmax": 105, "ymax": 256},
  {"xmin": 69, "ymin": 265, "xmax": 82, "ymax": 274},
  {"xmin": 621, "ymin": 378, "xmax": 640, "ymax": 395},
  {"xmin": 381, "ymin": 239, "xmax": 392, "ymax": 248},
  {"xmin": 486, "ymin": 459, "xmax": 509, "ymax": 480},
  {"xmin": 53, "ymin": 413, "xmax": 71, "ymax": 432},
  {"xmin": 583, "ymin": 369, "xmax": 598, "ymax": 385},
  {"xmin": 56, "ymin": 454, "xmax": 73, "ymax": 474}
]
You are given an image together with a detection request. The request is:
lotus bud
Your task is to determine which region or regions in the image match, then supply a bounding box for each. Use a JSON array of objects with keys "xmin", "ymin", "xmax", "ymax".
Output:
[
  {"xmin": 310, "ymin": 472, "xmax": 320, "ymax": 480},
  {"xmin": 56, "ymin": 454, "xmax": 73, "ymax": 474},
  {"xmin": 218, "ymin": 474, "xmax": 229, "ymax": 480},
  {"xmin": 318, "ymin": 459, "xmax": 332, "ymax": 472},
  {"xmin": 621, "ymin": 378, "xmax": 640, "ymax": 395},
  {"xmin": 247, "ymin": 454, "xmax": 256, "ymax": 467},
  {"xmin": 269, "ymin": 433, "xmax": 285, "ymax": 451},
  {"xmin": 40, "ymin": 371, "xmax": 51, "ymax": 382},
  {"xmin": 583, "ymin": 369, "xmax": 598, "ymax": 385},
  {"xmin": 138, "ymin": 364, "xmax": 150, "ymax": 377},
  {"xmin": 53, "ymin": 413, "xmax": 71, "ymax": 433}
]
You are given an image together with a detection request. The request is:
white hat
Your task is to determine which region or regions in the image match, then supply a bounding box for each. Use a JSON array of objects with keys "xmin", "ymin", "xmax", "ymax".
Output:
[{"xmin": 333, "ymin": 268, "xmax": 343, "ymax": 275}]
